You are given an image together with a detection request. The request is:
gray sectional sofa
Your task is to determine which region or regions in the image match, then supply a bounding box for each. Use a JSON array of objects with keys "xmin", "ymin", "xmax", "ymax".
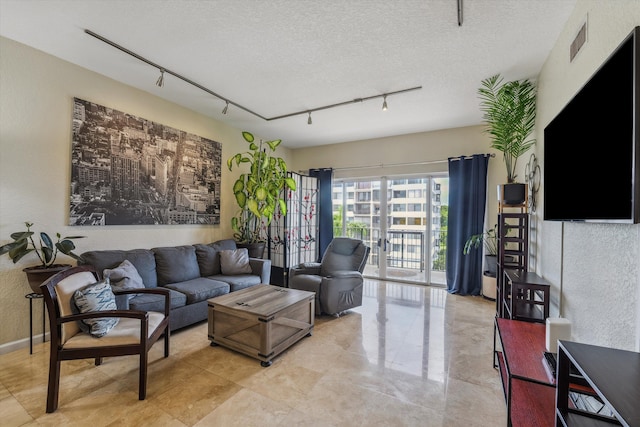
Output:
[{"xmin": 78, "ymin": 239, "xmax": 271, "ymax": 331}]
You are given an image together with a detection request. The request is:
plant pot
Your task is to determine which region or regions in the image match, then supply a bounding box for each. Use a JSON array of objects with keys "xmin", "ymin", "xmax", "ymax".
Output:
[
  {"xmin": 485, "ymin": 255, "xmax": 498, "ymax": 276},
  {"xmin": 498, "ymin": 183, "xmax": 527, "ymax": 206},
  {"xmin": 482, "ymin": 272, "xmax": 497, "ymax": 301},
  {"xmin": 23, "ymin": 264, "xmax": 72, "ymax": 294},
  {"xmin": 236, "ymin": 242, "xmax": 266, "ymax": 259}
]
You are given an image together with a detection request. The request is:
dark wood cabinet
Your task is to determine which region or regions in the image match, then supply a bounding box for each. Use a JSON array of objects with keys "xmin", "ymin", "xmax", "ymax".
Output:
[
  {"xmin": 503, "ymin": 269, "xmax": 550, "ymax": 322},
  {"xmin": 556, "ymin": 340, "xmax": 640, "ymax": 426}
]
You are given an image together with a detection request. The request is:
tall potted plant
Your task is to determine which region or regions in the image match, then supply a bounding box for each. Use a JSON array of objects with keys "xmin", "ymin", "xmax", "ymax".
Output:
[
  {"xmin": 478, "ymin": 73, "xmax": 537, "ymax": 205},
  {"xmin": 227, "ymin": 131, "xmax": 296, "ymax": 258},
  {"xmin": 0, "ymin": 222, "xmax": 86, "ymax": 294}
]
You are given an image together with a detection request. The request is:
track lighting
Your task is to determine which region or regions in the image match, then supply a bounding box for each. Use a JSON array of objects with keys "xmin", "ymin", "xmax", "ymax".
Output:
[
  {"xmin": 156, "ymin": 68, "xmax": 164, "ymax": 87},
  {"xmin": 84, "ymin": 29, "xmax": 422, "ymax": 123}
]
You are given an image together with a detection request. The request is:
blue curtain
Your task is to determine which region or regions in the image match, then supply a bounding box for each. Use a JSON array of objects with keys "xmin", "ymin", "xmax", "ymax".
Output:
[
  {"xmin": 446, "ymin": 154, "xmax": 490, "ymax": 295},
  {"xmin": 309, "ymin": 168, "xmax": 333, "ymax": 261}
]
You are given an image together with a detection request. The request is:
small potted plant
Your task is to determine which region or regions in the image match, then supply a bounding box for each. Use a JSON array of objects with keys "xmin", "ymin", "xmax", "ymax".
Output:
[
  {"xmin": 0, "ymin": 222, "xmax": 86, "ymax": 293},
  {"xmin": 463, "ymin": 225, "xmax": 498, "ymax": 276},
  {"xmin": 227, "ymin": 131, "xmax": 297, "ymax": 258},
  {"xmin": 478, "ymin": 73, "xmax": 537, "ymax": 205}
]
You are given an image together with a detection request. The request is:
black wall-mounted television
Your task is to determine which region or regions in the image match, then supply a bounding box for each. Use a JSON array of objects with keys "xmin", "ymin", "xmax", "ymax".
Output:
[{"xmin": 544, "ymin": 26, "xmax": 640, "ymax": 223}]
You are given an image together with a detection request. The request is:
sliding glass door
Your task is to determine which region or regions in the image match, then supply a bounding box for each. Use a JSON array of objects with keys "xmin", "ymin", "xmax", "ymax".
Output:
[{"xmin": 332, "ymin": 174, "xmax": 448, "ymax": 286}]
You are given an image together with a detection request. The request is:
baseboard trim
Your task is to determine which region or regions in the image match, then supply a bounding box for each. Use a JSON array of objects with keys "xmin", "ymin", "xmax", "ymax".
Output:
[{"xmin": 0, "ymin": 333, "xmax": 49, "ymax": 355}]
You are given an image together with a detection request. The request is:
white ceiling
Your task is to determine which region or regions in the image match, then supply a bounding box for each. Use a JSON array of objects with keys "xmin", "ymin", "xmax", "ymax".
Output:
[{"xmin": 0, "ymin": 0, "xmax": 576, "ymax": 148}]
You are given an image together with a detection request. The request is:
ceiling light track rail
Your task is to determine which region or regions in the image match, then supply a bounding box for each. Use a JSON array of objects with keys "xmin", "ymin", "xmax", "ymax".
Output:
[
  {"xmin": 84, "ymin": 29, "xmax": 267, "ymax": 120},
  {"xmin": 84, "ymin": 29, "xmax": 421, "ymax": 123},
  {"xmin": 266, "ymin": 86, "xmax": 422, "ymax": 121}
]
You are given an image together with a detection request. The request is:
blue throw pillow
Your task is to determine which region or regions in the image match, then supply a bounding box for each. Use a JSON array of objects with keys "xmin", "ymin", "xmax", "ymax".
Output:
[{"xmin": 73, "ymin": 279, "xmax": 119, "ymax": 337}]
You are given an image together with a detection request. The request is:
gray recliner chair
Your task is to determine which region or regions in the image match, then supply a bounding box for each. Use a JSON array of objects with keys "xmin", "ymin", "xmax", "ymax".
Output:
[{"xmin": 289, "ymin": 237, "xmax": 370, "ymax": 316}]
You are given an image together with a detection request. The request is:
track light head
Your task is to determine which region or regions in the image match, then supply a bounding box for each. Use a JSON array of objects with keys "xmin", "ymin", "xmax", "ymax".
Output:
[
  {"xmin": 156, "ymin": 68, "xmax": 164, "ymax": 87},
  {"xmin": 382, "ymin": 95, "xmax": 388, "ymax": 111},
  {"xmin": 307, "ymin": 112, "xmax": 312, "ymax": 125},
  {"xmin": 222, "ymin": 101, "xmax": 229, "ymax": 115}
]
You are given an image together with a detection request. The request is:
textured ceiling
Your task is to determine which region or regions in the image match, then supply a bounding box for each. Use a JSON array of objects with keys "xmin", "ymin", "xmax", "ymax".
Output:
[{"xmin": 0, "ymin": 0, "xmax": 576, "ymax": 148}]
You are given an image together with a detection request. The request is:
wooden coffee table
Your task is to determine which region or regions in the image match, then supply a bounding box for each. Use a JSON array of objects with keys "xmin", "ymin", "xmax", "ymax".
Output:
[{"xmin": 207, "ymin": 284, "xmax": 315, "ymax": 366}]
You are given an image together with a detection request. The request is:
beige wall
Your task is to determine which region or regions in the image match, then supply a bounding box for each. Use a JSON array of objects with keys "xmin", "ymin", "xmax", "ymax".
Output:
[{"xmin": 0, "ymin": 36, "xmax": 291, "ymax": 350}]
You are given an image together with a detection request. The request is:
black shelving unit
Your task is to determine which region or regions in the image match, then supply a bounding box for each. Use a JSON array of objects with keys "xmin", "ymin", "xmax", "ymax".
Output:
[{"xmin": 496, "ymin": 212, "xmax": 528, "ymax": 319}]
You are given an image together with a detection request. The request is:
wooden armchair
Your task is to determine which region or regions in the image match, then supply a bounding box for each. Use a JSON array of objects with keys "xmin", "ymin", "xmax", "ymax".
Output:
[{"xmin": 40, "ymin": 265, "xmax": 170, "ymax": 413}]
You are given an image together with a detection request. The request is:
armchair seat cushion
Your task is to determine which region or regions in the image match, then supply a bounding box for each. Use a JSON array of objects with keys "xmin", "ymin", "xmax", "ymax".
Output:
[
  {"xmin": 63, "ymin": 312, "xmax": 167, "ymax": 348},
  {"xmin": 163, "ymin": 278, "xmax": 230, "ymax": 304}
]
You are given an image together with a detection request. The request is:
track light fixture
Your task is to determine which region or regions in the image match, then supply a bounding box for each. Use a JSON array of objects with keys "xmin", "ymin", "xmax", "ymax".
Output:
[
  {"xmin": 156, "ymin": 68, "xmax": 164, "ymax": 87},
  {"xmin": 84, "ymin": 29, "xmax": 422, "ymax": 123}
]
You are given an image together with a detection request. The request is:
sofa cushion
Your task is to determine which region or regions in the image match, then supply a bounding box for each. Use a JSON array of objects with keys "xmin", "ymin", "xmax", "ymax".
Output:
[
  {"xmin": 212, "ymin": 239, "xmax": 237, "ymax": 252},
  {"xmin": 103, "ymin": 259, "xmax": 145, "ymax": 300},
  {"xmin": 220, "ymin": 248, "xmax": 252, "ymax": 275},
  {"xmin": 80, "ymin": 249, "xmax": 158, "ymax": 288},
  {"xmin": 163, "ymin": 278, "xmax": 230, "ymax": 304},
  {"xmin": 129, "ymin": 288, "xmax": 187, "ymax": 312},
  {"xmin": 209, "ymin": 274, "xmax": 261, "ymax": 292},
  {"xmin": 72, "ymin": 279, "xmax": 119, "ymax": 337},
  {"xmin": 153, "ymin": 245, "xmax": 200, "ymax": 286},
  {"xmin": 194, "ymin": 239, "xmax": 238, "ymax": 277},
  {"xmin": 194, "ymin": 244, "xmax": 222, "ymax": 277}
]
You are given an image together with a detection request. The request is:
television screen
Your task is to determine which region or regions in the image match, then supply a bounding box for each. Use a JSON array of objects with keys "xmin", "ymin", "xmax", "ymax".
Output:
[{"xmin": 543, "ymin": 26, "xmax": 639, "ymax": 223}]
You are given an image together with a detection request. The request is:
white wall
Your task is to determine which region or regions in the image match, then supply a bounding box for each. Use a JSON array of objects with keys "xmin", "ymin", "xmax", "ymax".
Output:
[
  {"xmin": 0, "ymin": 36, "xmax": 291, "ymax": 350},
  {"xmin": 535, "ymin": 0, "xmax": 640, "ymax": 351}
]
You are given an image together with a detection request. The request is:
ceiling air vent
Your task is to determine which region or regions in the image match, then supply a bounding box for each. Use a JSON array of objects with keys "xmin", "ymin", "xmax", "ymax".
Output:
[{"xmin": 570, "ymin": 19, "xmax": 587, "ymax": 62}]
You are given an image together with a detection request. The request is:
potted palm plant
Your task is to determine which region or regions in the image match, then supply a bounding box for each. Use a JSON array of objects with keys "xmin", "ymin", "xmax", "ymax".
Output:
[
  {"xmin": 0, "ymin": 222, "xmax": 86, "ymax": 293},
  {"xmin": 478, "ymin": 73, "xmax": 537, "ymax": 205},
  {"xmin": 227, "ymin": 131, "xmax": 297, "ymax": 258}
]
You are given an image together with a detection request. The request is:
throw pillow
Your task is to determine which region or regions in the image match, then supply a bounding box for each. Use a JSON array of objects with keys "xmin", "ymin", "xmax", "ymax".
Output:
[
  {"xmin": 73, "ymin": 279, "xmax": 119, "ymax": 338},
  {"xmin": 103, "ymin": 259, "xmax": 145, "ymax": 300},
  {"xmin": 220, "ymin": 248, "xmax": 252, "ymax": 275}
]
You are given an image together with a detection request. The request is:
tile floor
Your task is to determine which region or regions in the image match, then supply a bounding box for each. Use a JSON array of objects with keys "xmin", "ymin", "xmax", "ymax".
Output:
[{"xmin": 0, "ymin": 280, "xmax": 506, "ymax": 426}]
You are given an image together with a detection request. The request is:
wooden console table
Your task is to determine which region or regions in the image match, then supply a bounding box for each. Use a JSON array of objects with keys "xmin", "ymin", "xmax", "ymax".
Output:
[
  {"xmin": 494, "ymin": 318, "xmax": 594, "ymax": 426},
  {"xmin": 494, "ymin": 317, "xmax": 556, "ymax": 426}
]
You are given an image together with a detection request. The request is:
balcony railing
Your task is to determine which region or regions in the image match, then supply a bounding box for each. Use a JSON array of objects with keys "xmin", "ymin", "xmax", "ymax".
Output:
[{"xmin": 334, "ymin": 227, "xmax": 447, "ymax": 274}]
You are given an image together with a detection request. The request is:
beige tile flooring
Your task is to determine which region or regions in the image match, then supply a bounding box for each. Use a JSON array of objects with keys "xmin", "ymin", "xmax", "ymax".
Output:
[{"xmin": 0, "ymin": 280, "xmax": 506, "ymax": 426}]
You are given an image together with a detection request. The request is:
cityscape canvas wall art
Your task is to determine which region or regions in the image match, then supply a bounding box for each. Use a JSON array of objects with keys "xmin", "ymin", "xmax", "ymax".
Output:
[{"xmin": 70, "ymin": 97, "xmax": 222, "ymax": 225}]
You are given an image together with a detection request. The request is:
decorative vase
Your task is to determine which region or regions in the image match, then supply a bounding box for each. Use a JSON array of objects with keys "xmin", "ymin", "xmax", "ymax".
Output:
[
  {"xmin": 236, "ymin": 242, "xmax": 266, "ymax": 259},
  {"xmin": 23, "ymin": 264, "xmax": 71, "ymax": 294}
]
